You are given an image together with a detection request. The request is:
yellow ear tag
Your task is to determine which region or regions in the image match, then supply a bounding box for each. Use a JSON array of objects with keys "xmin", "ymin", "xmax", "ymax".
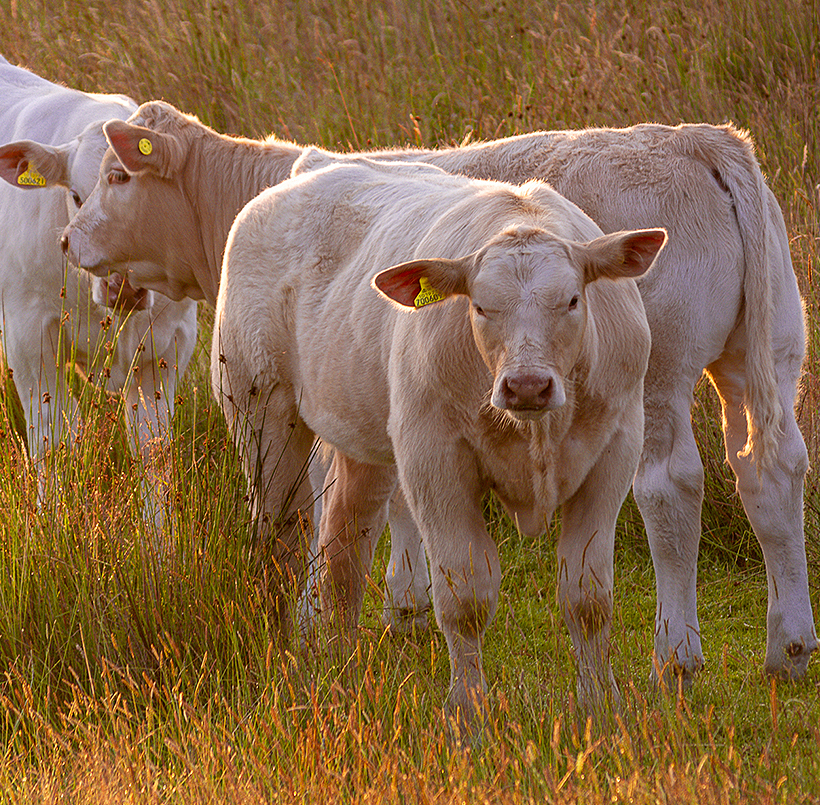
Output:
[
  {"xmin": 138, "ymin": 138, "xmax": 153, "ymax": 155},
  {"xmin": 413, "ymin": 276, "xmax": 445, "ymax": 309},
  {"xmin": 17, "ymin": 164, "xmax": 47, "ymax": 187}
]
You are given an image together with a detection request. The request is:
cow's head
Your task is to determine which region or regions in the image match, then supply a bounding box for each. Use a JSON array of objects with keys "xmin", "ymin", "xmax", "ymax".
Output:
[
  {"xmin": 61, "ymin": 102, "xmax": 212, "ymax": 303},
  {"xmin": 0, "ymin": 119, "xmax": 114, "ymax": 215},
  {"xmin": 373, "ymin": 225, "xmax": 665, "ymax": 421},
  {"xmin": 0, "ymin": 121, "xmax": 155, "ymax": 312}
]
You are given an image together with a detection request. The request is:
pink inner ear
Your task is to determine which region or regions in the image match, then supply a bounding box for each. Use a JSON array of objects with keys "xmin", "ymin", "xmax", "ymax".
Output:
[
  {"xmin": 0, "ymin": 146, "xmax": 27, "ymax": 184},
  {"xmin": 637, "ymin": 230, "xmax": 667, "ymax": 253},
  {"xmin": 625, "ymin": 230, "xmax": 667, "ymax": 275},
  {"xmin": 376, "ymin": 265, "xmax": 423, "ymax": 307},
  {"xmin": 106, "ymin": 126, "xmax": 143, "ymax": 173}
]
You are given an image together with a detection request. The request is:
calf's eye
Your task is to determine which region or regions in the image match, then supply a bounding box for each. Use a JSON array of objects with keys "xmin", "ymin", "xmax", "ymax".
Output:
[
  {"xmin": 568, "ymin": 294, "xmax": 579, "ymax": 311},
  {"xmin": 69, "ymin": 190, "xmax": 83, "ymax": 208},
  {"xmin": 472, "ymin": 303, "xmax": 486, "ymax": 317},
  {"xmin": 108, "ymin": 169, "xmax": 130, "ymax": 185}
]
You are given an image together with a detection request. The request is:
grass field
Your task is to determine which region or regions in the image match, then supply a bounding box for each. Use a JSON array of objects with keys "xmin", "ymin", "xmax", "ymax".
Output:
[{"xmin": 0, "ymin": 0, "xmax": 818, "ymax": 801}]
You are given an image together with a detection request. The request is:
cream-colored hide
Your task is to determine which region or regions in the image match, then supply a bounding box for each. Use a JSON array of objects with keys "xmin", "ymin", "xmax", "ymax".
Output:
[
  {"xmin": 62, "ymin": 101, "xmax": 816, "ymax": 683},
  {"xmin": 211, "ymin": 158, "xmax": 664, "ymax": 727}
]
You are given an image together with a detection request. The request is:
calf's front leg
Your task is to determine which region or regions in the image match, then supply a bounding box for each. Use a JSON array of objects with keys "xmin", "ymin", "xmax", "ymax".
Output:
[
  {"xmin": 398, "ymin": 444, "xmax": 500, "ymax": 732},
  {"xmin": 559, "ymin": 416, "xmax": 643, "ymax": 716}
]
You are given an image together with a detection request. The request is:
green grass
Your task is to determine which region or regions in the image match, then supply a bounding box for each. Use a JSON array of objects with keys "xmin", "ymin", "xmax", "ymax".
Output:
[{"xmin": 0, "ymin": 0, "xmax": 819, "ymax": 801}]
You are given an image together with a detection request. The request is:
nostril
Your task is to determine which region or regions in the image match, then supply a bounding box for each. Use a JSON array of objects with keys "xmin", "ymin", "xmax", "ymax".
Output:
[
  {"xmin": 60, "ymin": 234, "xmax": 69, "ymax": 254},
  {"xmin": 536, "ymin": 377, "xmax": 553, "ymax": 405},
  {"xmin": 501, "ymin": 376, "xmax": 523, "ymax": 406}
]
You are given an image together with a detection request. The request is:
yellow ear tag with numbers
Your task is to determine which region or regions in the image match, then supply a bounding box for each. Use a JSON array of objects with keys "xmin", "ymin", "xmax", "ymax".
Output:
[
  {"xmin": 138, "ymin": 138, "xmax": 153, "ymax": 155},
  {"xmin": 17, "ymin": 164, "xmax": 47, "ymax": 187},
  {"xmin": 414, "ymin": 276, "xmax": 445, "ymax": 309}
]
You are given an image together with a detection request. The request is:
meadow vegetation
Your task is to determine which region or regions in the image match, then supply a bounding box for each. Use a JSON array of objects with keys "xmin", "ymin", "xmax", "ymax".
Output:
[{"xmin": 0, "ymin": 0, "xmax": 818, "ymax": 801}]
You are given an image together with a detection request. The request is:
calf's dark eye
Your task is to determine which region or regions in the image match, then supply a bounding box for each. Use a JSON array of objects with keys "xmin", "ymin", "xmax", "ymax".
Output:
[
  {"xmin": 568, "ymin": 295, "xmax": 579, "ymax": 311},
  {"xmin": 69, "ymin": 190, "xmax": 82, "ymax": 208},
  {"xmin": 108, "ymin": 169, "xmax": 130, "ymax": 185}
]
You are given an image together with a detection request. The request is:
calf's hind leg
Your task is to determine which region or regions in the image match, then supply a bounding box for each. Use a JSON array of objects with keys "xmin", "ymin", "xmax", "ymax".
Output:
[
  {"xmin": 213, "ymin": 364, "xmax": 317, "ymax": 607},
  {"xmin": 316, "ymin": 453, "xmax": 398, "ymax": 633},
  {"xmin": 380, "ymin": 486, "xmax": 432, "ymax": 632},
  {"xmin": 300, "ymin": 453, "xmax": 431, "ymax": 635},
  {"xmin": 708, "ymin": 348, "xmax": 817, "ymax": 679}
]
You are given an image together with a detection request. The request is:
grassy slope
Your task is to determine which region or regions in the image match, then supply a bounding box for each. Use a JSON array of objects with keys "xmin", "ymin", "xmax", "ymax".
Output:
[{"xmin": 0, "ymin": 0, "xmax": 818, "ymax": 801}]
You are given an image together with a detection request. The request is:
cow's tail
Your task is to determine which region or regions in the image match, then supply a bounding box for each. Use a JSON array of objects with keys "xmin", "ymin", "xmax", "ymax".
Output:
[{"xmin": 688, "ymin": 124, "xmax": 784, "ymax": 470}]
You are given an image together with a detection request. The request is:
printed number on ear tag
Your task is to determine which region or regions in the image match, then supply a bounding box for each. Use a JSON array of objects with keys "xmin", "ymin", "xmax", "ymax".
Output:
[
  {"xmin": 138, "ymin": 138, "xmax": 153, "ymax": 155},
  {"xmin": 17, "ymin": 165, "xmax": 47, "ymax": 186},
  {"xmin": 414, "ymin": 276, "xmax": 445, "ymax": 309}
]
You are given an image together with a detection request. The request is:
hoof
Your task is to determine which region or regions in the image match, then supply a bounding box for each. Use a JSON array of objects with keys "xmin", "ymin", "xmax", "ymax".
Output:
[
  {"xmin": 651, "ymin": 653, "xmax": 703, "ymax": 693},
  {"xmin": 382, "ymin": 605, "xmax": 430, "ymax": 634},
  {"xmin": 766, "ymin": 639, "xmax": 817, "ymax": 681}
]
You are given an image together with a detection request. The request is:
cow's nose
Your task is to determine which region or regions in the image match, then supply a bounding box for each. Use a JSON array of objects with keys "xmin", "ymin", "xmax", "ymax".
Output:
[
  {"xmin": 500, "ymin": 372, "xmax": 562, "ymax": 410},
  {"xmin": 60, "ymin": 233, "xmax": 69, "ymax": 255}
]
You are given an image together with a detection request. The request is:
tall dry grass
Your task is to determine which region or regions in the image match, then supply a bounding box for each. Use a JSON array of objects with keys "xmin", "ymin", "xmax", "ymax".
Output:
[{"xmin": 0, "ymin": 0, "xmax": 818, "ymax": 802}]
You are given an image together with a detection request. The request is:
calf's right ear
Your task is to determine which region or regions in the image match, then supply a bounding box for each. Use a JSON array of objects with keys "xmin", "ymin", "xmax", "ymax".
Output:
[
  {"xmin": 0, "ymin": 140, "xmax": 70, "ymax": 189},
  {"xmin": 103, "ymin": 120, "xmax": 180, "ymax": 178},
  {"xmin": 372, "ymin": 257, "xmax": 471, "ymax": 309}
]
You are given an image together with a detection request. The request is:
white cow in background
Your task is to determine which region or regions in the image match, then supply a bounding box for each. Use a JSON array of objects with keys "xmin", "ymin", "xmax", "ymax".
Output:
[
  {"xmin": 61, "ymin": 101, "xmax": 817, "ymax": 685},
  {"xmin": 0, "ymin": 57, "xmax": 197, "ymax": 533}
]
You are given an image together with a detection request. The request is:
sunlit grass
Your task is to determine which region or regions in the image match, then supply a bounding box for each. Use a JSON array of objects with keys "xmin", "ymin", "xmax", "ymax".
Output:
[{"xmin": 0, "ymin": 0, "xmax": 818, "ymax": 801}]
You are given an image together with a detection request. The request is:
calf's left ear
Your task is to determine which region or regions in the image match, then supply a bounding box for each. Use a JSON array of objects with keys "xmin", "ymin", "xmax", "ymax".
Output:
[
  {"xmin": 580, "ymin": 228, "xmax": 667, "ymax": 283},
  {"xmin": 372, "ymin": 257, "xmax": 471, "ymax": 309},
  {"xmin": 0, "ymin": 140, "xmax": 70, "ymax": 189},
  {"xmin": 104, "ymin": 120, "xmax": 180, "ymax": 178}
]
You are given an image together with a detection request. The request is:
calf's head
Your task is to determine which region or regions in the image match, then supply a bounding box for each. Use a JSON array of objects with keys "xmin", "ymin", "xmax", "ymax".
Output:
[
  {"xmin": 0, "ymin": 121, "xmax": 154, "ymax": 312},
  {"xmin": 0, "ymin": 119, "xmax": 110, "ymax": 212},
  {"xmin": 373, "ymin": 225, "xmax": 665, "ymax": 421},
  {"xmin": 61, "ymin": 103, "xmax": 212, "ymax": 302}
]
